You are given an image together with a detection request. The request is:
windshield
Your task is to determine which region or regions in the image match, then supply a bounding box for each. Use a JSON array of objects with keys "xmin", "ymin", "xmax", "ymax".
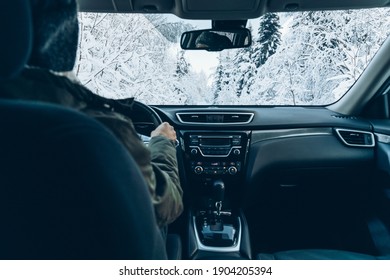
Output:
[{"xmin": 76, "ymin": 9, "xmax": 390, "ymax": 106}]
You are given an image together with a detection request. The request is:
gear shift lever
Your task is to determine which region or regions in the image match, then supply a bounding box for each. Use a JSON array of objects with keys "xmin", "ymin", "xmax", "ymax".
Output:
[
  {"xmin": 212, "ymin": 179, "xmax": 225, "ymax": 216},
  {"xmin": 197, "ymin": 179, "xmax": 237, "ymax": 247}
]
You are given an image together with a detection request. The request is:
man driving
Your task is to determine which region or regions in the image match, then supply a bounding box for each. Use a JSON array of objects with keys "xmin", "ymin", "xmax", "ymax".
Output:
[{"xmin": 0, "ymin": 0, "xmax": 183, "ymax": 232}]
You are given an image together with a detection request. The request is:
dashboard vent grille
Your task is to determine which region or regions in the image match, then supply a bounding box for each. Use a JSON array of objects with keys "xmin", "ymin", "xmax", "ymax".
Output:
[
  {"xmin": 332, "ymin": 115, "xmax": 358, "ymax": 120},
  {"xmin": 176, "ymin": 113, "xmax": 254, "ymax": 124},
  {"xmin": 335, "ymin": 129, "xmax": 375, "ymax": 147},
  {"xmin": 178, "ymin": 114, "xmax": 207, "ymax": 123}
]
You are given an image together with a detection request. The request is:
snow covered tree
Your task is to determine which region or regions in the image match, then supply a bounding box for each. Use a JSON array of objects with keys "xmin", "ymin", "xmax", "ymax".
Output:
[
  {"xmin": 175, "ymin": 50, "xmax": 190, "ymax": 78},
  {"xmin": 212, "ymin": 61, "xmax": 224, "ymax": 101},
  {"xmin": 248, "ymin": 9, "xmax": 390, "ymax": 105},
  {"xmin": 232, "ymin": 25, "xmax": 257, "ymax": 97},
  {"xmin": 144, "ymin": 14, "xmax": 193, "ymax": 43},
  {"xmin": 212, "ymin": 50, "xmax": 237, "ymax": 104},
  {"xmin": 233, "ymin": 47, "xmax": 255, "ymax": 97},
  {"xmin": 173, "ymin": 50, "xmax": 190, "ymax": 99},
  {"xmin": 252, "ymin": 13, "xmax": 281, "ymax": 68},
  {"xmin": 75, "ymin": 13, "xmax": 208, "ymax": 105},
  {"xmin": 76, "ymin": 13, "xmax": 172, "ymax": 99},
  {"xmin": 285, "ymin": 9, "xmax": 390, "ymax": 104},
  {"xmin": 75, "ymin": 9, "xmax": 390, "ymax": 106}
]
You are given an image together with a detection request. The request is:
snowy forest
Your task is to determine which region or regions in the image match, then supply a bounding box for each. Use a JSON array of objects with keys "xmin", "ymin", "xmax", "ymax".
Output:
[{"xmin": 75, "ymin": 9, "xmax": 390, "ymax": 105}]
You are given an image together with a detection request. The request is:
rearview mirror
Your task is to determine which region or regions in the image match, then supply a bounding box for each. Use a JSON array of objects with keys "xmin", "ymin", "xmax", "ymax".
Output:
[{"xmin": 180, "ymin": 29, "xmax": 252, "ymax": 51}]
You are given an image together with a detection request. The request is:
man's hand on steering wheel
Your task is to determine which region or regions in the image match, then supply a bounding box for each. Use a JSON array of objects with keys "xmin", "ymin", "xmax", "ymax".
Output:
[{"xmin": 151, "ymin": 122, "xmax": 177, "ymax": 142}]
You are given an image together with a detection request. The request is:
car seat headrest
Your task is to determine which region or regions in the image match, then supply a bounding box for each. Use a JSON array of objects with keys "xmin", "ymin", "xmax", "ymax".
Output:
[
  {"xmin": 28, "ymin": 0, "xmax": 79, "ymax": 72},
  {"xmin": 0, "ymin": 0, "xmax": 32, "ymax": 80}
]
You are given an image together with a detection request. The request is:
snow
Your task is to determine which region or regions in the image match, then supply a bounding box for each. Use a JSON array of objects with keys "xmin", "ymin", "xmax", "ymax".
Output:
[{"xmin": 75, "ymin": 9, "xmax": 390, "ymax": 106}]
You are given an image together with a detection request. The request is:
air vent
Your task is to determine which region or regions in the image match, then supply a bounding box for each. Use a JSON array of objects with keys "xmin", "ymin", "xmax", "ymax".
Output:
[
  {"xmin": 177, "ymin": 114, "xmax": 208, "ymax": 123},
  {"xmin": 176, "ymin": 112, "xmax": 254, "ymax": 124},
  {"xmin": 223, "ymin": 114, "xmax": 253, "ymax": 123},
  {"xmin": 335, "ymin": 129, "xmax": 375, "ymax": 147},
  {"xmin": 332, "ymin": 115, "xmax": 358, "ymax": 120}
]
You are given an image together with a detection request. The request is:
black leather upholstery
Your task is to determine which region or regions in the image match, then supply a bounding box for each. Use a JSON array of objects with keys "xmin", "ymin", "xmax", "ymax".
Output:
[
  {"xmin": 257, "ymin": 249, "xmax": 390, "ymax": 260},
  {"xmin": 0, "ymin": 0, "xmax": 32, "ymax": 79},
  {"xmin": 0, "ymin": 100, "xmax": 167, "ymax": 259},
  {"xmin": 0, "ymin": 0, "xmax": 167, "ymax": 259}
]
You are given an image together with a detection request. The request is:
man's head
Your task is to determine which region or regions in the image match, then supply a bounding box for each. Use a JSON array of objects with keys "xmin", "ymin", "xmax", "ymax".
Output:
[
  {"xmin": 195, "ymin": 31, "xmax": 232, "ymax": 50},
  {"xmin": 195, "ymin": 32, "xmax": 214, "ymax": 48},
  {"xmin": 28, "ymin": 0, "xmax": 79, "ymax": 72}
]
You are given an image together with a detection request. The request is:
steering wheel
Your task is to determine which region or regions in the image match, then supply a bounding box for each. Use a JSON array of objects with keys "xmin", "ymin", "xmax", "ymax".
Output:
[
  {"xmin": 131, "ymin": 100, "xmax": 162, "ymax": 136},
  {"xmin": 130, "ymin": 100, "xmax": 179, "ymax": 147}
]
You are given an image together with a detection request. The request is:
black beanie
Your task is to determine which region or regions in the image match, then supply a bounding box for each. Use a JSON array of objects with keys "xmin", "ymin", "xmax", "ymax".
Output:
[{"xmin": 28, "ymin": 0, "xmax": 79, "ymax": 72}]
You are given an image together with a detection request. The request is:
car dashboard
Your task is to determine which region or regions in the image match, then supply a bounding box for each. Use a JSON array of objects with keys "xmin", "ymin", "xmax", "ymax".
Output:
[{"xmin": 145, "ymin": 105, "xmax": 384, "ymax": 259}]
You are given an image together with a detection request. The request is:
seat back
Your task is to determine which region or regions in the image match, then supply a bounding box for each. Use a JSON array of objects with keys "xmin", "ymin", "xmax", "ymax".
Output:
[
  {"xmin": 0, "ymin": 0, "xmax": 167, "ymax": 260},
  {"xmin": 0, "ymin": 0, "xmax": 31, "ymax": 80}
]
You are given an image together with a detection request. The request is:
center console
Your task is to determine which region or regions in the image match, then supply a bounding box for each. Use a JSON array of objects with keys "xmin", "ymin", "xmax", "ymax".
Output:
[{"xmin": 179, "ymin": 131, "xmax": 252, "ymax": 259}]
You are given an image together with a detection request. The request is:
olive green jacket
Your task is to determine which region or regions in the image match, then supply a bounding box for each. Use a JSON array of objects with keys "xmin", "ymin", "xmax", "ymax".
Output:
[{"xmin": 0, "ymin": 68, "xmax": 183, "ymax": 227}]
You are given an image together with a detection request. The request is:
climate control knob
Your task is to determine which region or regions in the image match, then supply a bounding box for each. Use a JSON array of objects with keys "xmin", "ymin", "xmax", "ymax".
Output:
[
  {"xmin": 191, "ymin": 148, "xmax": 198, "ymax": 155},
  {"xmin": 228, "ymin": 166, "xmax": 238, "ymax": 175},
  {"xmin": 194, "ymin": 165, "xmax": 204, "ymax": 174},
  {"xmin": 233, "ymin": 149, "xmax": 241, "ymax": 155}
]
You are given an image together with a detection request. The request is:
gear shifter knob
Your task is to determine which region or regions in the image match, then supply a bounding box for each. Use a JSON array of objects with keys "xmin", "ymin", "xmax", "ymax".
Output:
[{"xmin": 212, "ymin": 179, "xmax": 225, "ymax": 203}]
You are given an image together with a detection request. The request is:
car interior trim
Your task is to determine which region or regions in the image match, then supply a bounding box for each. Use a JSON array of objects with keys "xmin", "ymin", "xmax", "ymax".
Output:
[
  {"xmin": 251, "ymin": 127, "xmax": 334, "ymax": 144},
  {"xmin": 176, "ymin": 112, "xmax": 255, "ymax": 125}
]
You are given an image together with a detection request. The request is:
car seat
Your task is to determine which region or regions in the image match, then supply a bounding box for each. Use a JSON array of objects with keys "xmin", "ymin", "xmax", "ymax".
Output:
[{"xmin": 0, "ymin": 0, "xmax": 167, "ymax": 260}]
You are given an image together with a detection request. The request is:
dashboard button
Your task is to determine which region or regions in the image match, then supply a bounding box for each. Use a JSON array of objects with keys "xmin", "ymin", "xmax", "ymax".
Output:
[
  {"xmin": 194, "ymin": 166, "xmax": 203, "ymax": 174},
  {"xmin": 228, "ymin": 166, "xmax": 238, "ymax": 175}
]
